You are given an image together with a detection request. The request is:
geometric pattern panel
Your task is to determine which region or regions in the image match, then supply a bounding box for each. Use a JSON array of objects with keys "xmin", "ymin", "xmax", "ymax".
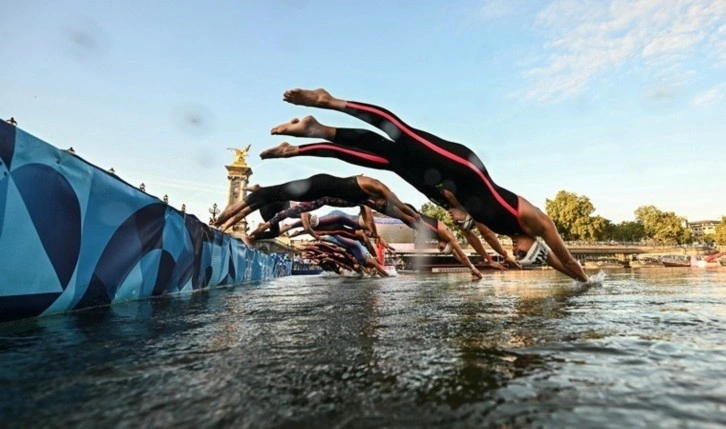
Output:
[{"xmin": 0, "ymin": 121, "xmax": 291, "ymax": 323}]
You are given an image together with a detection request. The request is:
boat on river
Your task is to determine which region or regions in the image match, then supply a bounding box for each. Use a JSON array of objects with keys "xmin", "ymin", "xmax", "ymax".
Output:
[
  {"xmin": 630, "ymin": 256, "xmax": 662, "ymax": 268},
  {"xmin": 661, "ymin": 255, "xmax": 691, "ymax": 267}
]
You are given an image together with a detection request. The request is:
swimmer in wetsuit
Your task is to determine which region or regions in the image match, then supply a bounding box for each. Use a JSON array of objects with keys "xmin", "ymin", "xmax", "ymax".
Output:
[
  {"xmin": 263, "ymin": 129, "xmax": 514, "ymax": 271},
  {"xmin": 261, "ymin": 129, "xmax": 515, "ymax": 271},
  {"xmin": 288, "ymin": 211, "xmax": 378, "ymax": 255},
  {"xmin": 320, "ymin": 234, "xmax": 390, "ymax": 277},
  {"xmin": 252, "ymin": 200, "xmax": 292, "ymax": 241},
  {"xmin": 264, "ymin": 88, "xmax": 589, "ymax": 283},
  {"xmin": 213, "ymin": 173, "xmax": 420, "ymax": 233},
  {"xmin": 261, "ymin": 133, "xmax": 515, "ymax": 271},
  {"xmin": 247, "ymin": 197, "xmax": 357, "ymax": 240}
]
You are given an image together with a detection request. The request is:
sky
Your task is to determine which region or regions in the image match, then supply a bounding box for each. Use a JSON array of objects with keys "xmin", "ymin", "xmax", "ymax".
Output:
[{"xmin": 2, "ymin": 0, "xmax": 725, "ymax": 228}]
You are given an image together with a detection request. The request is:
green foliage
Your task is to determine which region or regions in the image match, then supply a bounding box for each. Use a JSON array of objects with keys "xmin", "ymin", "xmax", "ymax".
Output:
[
  {"xmin": 634, "ymin": 205, "xmax": 692, "ymax": 244},
  {"xmin": 545, "ymin": 190, "xmax": 605, "ymax": 240},
  {"xmin": 421, "ymin": 190, "xmax": 720, "ymax": 246},
  {"xmin": 715, "ymin": 217, "xmax": 726, "ymax": 245},
  {"xmin": 597, "ymin": 218, "xmax": 615, "ymax": 241},
  {"xmin": 420, "ymin": 202, "xmax": 450, "ymax": 221},
  {"xmin": 609, "ymin": 221, "xmax": 646, "ymax": 242}
]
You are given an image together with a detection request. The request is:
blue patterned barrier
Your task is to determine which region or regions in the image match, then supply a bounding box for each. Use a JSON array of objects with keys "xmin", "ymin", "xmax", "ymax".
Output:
[{"xmin": 0, "ymin": 121, "xmax": 291, "ymax": 323}]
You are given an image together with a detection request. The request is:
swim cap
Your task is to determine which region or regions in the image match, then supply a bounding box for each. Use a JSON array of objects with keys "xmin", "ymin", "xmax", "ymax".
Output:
[{"xmin": 516, "ymin": 239, "xmax": 550, "ymax": 267}]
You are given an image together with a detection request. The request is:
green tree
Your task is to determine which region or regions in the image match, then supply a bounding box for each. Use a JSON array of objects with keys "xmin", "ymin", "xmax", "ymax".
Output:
[
  {"xmin": 714, "ymin": 217, "xmax": 726, "ymax": 245},
  {"xmin": 545, "ymin": 190, "xmax": 601, "ymax": 241},
  {"xmin": 634, "ymin": 205, "xmax": 691, "ymax": 244},
  {"xmin": 588, "ymin": 215, "xmax": 609, "ymax": 241},
  {"xmin": 610, "ymin": 221, "xmax": 646, "ymax": 242},
  {"xmin": 597, "ymin": 218, "xmax": 615, "ymax": 241}
]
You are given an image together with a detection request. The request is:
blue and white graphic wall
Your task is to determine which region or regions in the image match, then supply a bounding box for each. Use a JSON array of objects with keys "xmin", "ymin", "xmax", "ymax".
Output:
[{"xmin": 0, "ymin": 121, "xmax": 290, "ymax": 323}]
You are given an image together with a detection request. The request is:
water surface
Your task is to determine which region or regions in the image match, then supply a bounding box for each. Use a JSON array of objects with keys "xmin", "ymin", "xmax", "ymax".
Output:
[{"xmin": 2, "ymin": 268, "xmax": 726, "ymax": 428}]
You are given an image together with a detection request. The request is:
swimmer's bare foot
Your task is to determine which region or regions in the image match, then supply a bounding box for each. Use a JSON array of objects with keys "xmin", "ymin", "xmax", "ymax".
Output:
[
  {"xmin": 260, "ymin": 142, "xmax": 299, "ymax": 159},
  {"xmin": 283, "ymin": 88, "xmax": 344, "ymax": 109},
  {"xmin": 270, "ymin": 116, "xmax": 334, "ymax": 139}
]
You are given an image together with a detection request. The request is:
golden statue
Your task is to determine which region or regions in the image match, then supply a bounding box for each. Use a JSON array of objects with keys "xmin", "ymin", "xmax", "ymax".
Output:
[{"xmin": 227, "ymin": 145, "xmax": 251, "ymax": 167}]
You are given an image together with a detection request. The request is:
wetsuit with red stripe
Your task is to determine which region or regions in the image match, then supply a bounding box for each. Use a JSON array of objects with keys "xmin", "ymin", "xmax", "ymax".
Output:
[
  {"xmin": 298, "ymin": 102, "xmax": 523, "ymax": 235},
  {"xmin": 297, "ymin": 128, "xmax": 451, "ymax": 208},
  {"xmin": 344, "ymin": 101, "xmax": 522, "ymax": 235}
]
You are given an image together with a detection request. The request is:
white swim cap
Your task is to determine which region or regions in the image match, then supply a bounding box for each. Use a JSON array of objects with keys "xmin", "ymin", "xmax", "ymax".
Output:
[{"xmin": 516, "ymin": 239, "xmax": 550, "ymax": 267}]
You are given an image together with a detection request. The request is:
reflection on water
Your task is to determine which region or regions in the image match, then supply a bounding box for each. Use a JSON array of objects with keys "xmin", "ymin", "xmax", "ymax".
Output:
[{"xmin": 2, "ymin": 268, "xmax": 726, "ymax": 428}]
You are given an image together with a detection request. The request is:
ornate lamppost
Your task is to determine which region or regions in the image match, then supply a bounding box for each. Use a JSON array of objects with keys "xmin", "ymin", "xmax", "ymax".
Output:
[{"xmin": 209, "ymin": 203, "xmax": 220, "ymax": 224}]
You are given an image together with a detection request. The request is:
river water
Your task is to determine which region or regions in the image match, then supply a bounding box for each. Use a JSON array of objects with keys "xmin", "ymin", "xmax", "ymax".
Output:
[{"xmin": 2, "ymin": 268, "xmax": 726, "ymax": 428}]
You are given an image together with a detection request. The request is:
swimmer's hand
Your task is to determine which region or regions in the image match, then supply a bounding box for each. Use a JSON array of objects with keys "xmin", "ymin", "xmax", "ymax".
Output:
[
  {"xmin": 470, "ymin": 268, "xmax": 483, "ymax": 280},
  {"xmin": 485, "ymin": 260, "xmax": 507, "ymax": 271},
  {"xmin": 504, "ymin": 256, "xmax": 522, "ymax": 269}
]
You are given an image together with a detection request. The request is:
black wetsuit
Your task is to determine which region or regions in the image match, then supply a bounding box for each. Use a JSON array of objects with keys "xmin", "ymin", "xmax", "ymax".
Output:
[
  {"xmin": 244, "ymin": 174, "xmax": 372, "ymax": 213},
  {"xmin": 255, "ymin": 201, "xmax": 290, "ymax": 240},
  {"xmin": 294, "ymin": 102, "xmax": 524, "ymax": 235},
  {"xmin": 298, "ymin": 129, "xmax": 450, "ymax": 208}
]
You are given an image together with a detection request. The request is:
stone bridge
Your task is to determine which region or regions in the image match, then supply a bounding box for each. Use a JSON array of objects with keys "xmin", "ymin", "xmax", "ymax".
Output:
[{"xmin": 395, "ymin": 243, "xmax": 714, "ymax": 264}]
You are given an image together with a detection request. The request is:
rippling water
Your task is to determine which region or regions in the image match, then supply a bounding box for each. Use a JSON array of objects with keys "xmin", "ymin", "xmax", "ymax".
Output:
[{"xmin": 2, "ymin": 268, "xmax": 726, "ymax": 428}]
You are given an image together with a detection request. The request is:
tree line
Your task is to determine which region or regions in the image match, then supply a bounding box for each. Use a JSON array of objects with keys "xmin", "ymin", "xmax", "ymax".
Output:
[{"xmin": 420, "ymin": 191, "xmax": 726, "ymax": 245}]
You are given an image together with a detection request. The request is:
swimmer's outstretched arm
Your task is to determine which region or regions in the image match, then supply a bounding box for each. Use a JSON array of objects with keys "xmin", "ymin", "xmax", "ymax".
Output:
[
  {"xmin": 367, "ymin": 257, "xmax": 390, "ymax": 277},
  {"xmin": 438, "ymin": 226, "xmax": 483, "ymax": 280},
  {"xmin": 461, "ymin": 229, "xmax": 506, "ymax": 271},
  {"xmin": 214, "ymin": 200, "xmax": 248, "ymax": 228},
  {"xmin": 539, "ymin": 220, "xmax": 589, "ymax": 282},
  {"xmin": 475, "ymin": 223, "xmax": 520, "ymax": 268}
]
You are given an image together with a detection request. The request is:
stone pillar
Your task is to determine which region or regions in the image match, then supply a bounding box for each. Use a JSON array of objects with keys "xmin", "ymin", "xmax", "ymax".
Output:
[{"xmin": 225, "ymin": 164, "xmax": 253, "ymax": 238}]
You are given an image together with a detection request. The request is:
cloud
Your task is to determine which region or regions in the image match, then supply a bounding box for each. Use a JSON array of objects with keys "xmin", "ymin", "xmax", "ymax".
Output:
[
  {"xmin": 692, "ymin": 82, "xmax": 726, "ymax": 107},
  {"xmin": 518, "ymin": 0, "xmax": 726, "ymax": 102}
]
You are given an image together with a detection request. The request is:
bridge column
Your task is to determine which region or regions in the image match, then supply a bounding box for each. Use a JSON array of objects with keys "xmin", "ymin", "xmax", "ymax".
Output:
[{"xmin": 225, "ymin": 150, "xmax": 253, "ymax": 240}]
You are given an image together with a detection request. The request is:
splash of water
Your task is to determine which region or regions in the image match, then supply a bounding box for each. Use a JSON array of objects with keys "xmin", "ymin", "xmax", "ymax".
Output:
[{"xmin": 581, "ymin": 270, "xmax": 606, "ymax": 287}]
